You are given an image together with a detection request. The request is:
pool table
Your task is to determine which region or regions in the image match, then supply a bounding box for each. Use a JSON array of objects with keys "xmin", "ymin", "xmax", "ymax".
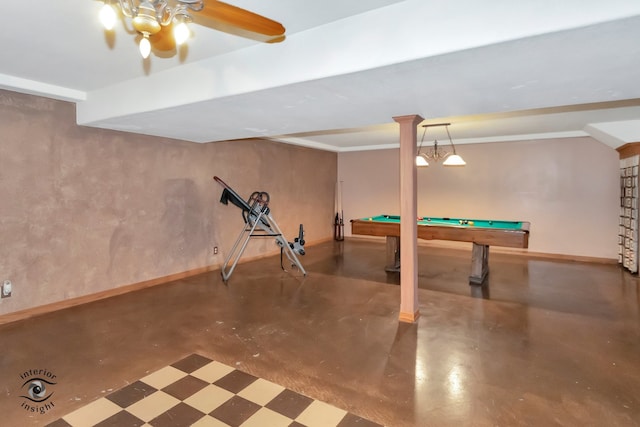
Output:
[{"xmin": 351, "ymin": 214, "xmax": 530, "ymax": 284}]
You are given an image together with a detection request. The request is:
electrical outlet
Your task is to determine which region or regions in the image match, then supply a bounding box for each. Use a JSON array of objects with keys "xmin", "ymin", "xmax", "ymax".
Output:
[
  {"xmin": 1, "ymin": 280, "xmax": 12, "ymax": 298},
  {"xmin": 213, "ymin": 246, "xmax": 218, "ymax": 255}
]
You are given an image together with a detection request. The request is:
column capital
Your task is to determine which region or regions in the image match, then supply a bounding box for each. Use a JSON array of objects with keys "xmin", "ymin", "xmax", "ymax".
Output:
[{"xmin": 393, "ymin": 114, "xmax": 424, "ymax": 126}]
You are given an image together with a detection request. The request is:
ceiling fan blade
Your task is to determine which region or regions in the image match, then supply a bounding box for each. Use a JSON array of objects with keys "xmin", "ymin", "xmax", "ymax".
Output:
[
  {"xmin": 193, "ymin": 0, "xmax": 285, "ymax": 37},
  {"xmin": 151, "ymin": 24, "xmax": 177, "ymax": 52}
]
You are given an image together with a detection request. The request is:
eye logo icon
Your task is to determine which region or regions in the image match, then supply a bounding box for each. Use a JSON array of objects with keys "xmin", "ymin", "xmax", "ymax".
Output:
[
  {"xmin": 19, "ymin": 369, "xmax": 58, "ymax": 414},
  {"xmin": 22, "ymin": 378, "xmax": 55, "ymax": 402}
]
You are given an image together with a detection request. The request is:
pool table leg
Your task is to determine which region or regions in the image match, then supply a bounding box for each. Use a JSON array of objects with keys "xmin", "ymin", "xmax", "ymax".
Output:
[
  {"xmin": 385, "ymin": 236, "xmax": 401, "ymax": 272},
  {"xmin": 469, "ymin": 243, "xmax": 489, "ymax": 284}
]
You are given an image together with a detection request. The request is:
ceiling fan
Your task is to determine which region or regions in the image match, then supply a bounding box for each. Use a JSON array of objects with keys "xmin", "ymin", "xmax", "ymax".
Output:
[{"xmin": 98, "ymin": 0, "xmax": 286, "ymax": 58}]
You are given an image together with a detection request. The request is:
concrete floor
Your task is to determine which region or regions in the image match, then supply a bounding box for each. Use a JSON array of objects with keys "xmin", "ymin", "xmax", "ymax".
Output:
[{"xmin": 1, "ymin": 239, "xmax": 639, "ymax": 426}]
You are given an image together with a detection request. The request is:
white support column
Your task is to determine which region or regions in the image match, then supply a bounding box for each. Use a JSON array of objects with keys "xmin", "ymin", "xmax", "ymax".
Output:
[{"xmin": 393, "ymin": 114, "xmax": 423, "ymax": 323}]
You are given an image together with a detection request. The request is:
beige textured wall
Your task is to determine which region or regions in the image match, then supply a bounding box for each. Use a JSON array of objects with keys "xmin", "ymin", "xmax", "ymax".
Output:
[
  {"xmin": 339, "ymin": 137, "xmax": 620, "ymax": 259},
  {"xmin": 0, "ymin": 90, "xmax": 336, "ymax": 315}
]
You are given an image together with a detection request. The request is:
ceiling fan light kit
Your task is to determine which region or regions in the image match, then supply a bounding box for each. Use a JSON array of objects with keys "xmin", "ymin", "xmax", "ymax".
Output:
[
  {"xmin": 98, "ymin": 0, "xmax": 286, "ymax": 58},
  {"xmin": 100, "ymin": 0, "xmax": 196, "ymax": 58}
]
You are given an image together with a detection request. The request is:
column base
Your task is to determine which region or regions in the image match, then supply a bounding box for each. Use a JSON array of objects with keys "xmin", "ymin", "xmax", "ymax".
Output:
[{"xmin": 399, "ymin": 310, "xmax": 420, "ymax": 323}]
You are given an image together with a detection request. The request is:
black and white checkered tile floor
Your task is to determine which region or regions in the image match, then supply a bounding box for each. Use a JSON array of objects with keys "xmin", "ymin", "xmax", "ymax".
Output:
[{"xmin": 46, "ymin": 354, "xmax": 382, "ymax": 427}]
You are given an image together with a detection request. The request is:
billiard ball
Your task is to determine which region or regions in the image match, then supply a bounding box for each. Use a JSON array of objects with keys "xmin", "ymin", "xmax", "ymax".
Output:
[
  {"xmin": 468, "ymin": 221, "xmax": 474, "ymax": 226},
  {"xmin": 368, "ymin": 217, "xmax": 373, "ymax": 221}
]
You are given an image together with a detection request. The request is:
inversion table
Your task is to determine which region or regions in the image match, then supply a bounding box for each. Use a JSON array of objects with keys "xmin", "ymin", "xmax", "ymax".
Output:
[{"xmin": 214, "ymin": 176, "xmax": 306, "ymax": 282}]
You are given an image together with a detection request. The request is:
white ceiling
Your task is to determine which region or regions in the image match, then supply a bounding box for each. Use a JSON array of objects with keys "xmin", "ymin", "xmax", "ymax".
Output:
[{"xmin": 2, "ymin": 0, "xmax": 640, "ymax": 152}]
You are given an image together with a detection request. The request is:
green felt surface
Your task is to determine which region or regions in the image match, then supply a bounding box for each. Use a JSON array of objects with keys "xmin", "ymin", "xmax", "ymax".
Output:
[{"xmin": 360, "ymin": 215, "xmax": 525, "ymax": 230}]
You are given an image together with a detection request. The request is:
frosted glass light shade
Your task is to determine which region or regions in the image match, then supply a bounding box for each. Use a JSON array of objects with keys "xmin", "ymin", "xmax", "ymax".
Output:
[
  {"xmin": 416, "ymin": 154, "xmax": 429, "ymax": 167},
  {"xmin": 174, "ymin": 22, "xmax": 190, "ymax": 45},
  {"xmin": 139, "ymin": 36, "xmax": 151, "ymax": 58},
  {"xmin": 99, "ymin": 4, "xmax": 117, "ymax": 30},
  {"xmin": 443, "ymin": 154, "xmax": 466, "ymax": 166}
]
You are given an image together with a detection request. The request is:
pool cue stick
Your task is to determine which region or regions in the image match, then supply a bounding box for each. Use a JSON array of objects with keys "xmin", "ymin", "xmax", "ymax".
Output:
[
  {"xmin": 334, "ymin": 181, "xmax": 339, "ymax": 240},
  {"xmin": 335, "ymin": 181, "xmax": 344, "ymax": 241}
]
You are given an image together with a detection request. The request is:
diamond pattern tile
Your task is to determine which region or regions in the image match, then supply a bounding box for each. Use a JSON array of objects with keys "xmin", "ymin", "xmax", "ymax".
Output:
[{"xmin": 48, "ymin": 354, "xmax": 383, "ymax": 427}]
